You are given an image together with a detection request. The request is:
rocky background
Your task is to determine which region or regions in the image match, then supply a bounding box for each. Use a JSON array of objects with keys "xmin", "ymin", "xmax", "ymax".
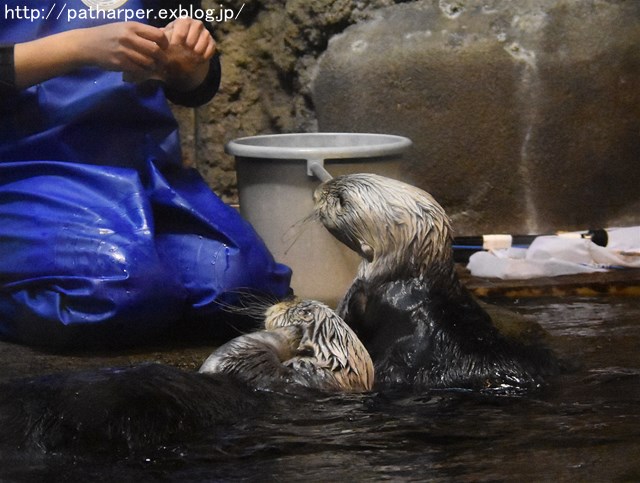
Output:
[
  {"xmin": 173, "ymin": 0, "xmax": 640, "ymax": 236},
  {"xmin": 173, "ymin": 0, "xmax": 400, "ymax": 200}
]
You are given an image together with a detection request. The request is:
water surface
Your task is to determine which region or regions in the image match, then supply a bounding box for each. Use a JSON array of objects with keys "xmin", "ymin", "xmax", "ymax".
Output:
[{"xmin": 2, "ymin": 296, "xmax": 639, "ymax": 482}]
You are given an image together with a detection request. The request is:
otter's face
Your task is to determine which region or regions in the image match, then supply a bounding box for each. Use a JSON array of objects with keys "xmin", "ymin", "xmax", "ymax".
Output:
[
  {"xmin": 264, "ymin": 298, "xmax": 375, "ymax": 392},
  {"xmin": 264, "ymin": 298, "xmax": 324, "ymax": 330},
  {"xmin": 313, "ymin": 179, "xmax": 373, "ymax": 260},
  {"xmin": 314, "ymin": 174, "xmax": 453, "ymax": 280}
]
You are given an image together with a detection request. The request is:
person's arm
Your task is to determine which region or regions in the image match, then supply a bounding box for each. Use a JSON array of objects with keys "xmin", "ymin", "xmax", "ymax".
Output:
[
  {"xmin": 160, "ymin": 17, "xmax": 220, "ymax": 107},
  {"xmin": 161, "ymin": 18, "xmax": 215, "ymax": 91},
  {"xmin": 12, "ymin": 22, "xmax": 168, "ymax": 90},
  {"xmin": 149, "ymin": 0, "xmax": 221, "ymax": 106},
  {"xmin": 3, "ymin": 17, "xmax": 219, "ymax": 106}
]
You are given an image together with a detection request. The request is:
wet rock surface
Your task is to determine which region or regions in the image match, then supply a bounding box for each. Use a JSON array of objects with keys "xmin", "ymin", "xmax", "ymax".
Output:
[
  {"xmin": 0, "ymin": 338, "xmax": 216, "ymax": 384},
  {"xmin": 312, "ymin": 0, "xmax": 640, "ymax": 235}
]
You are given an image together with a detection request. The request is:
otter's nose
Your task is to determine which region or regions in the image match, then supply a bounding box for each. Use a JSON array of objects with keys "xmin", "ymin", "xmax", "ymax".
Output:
[{"xmin": 312, "ymin": 185, "xmax": 326, "ymax": 204}]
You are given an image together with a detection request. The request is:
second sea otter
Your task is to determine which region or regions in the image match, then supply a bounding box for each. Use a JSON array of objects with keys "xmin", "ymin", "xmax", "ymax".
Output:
[{"xmin": 200, "ymin": 297, "xmax": 373, "ymax": 393}]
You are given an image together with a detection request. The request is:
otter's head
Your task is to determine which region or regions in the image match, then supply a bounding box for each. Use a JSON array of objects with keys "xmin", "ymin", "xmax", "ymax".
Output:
[
  {"xmin": 314, "ymin": 173, "xmax": 453, "ymax": 283},
  {"xmin": 265, "ymin": 298, "xmax": 374, "ymax": 392},
  {"xmin": 264, "ymin": 298, "xmax": 322, "ymax": 331}
]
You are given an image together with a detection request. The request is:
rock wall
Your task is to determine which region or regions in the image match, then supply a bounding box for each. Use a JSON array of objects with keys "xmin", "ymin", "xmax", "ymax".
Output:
[
  {"xmin": 173, "ymin": 0, "xmax": 400, "ymax": 202},
  {"xmin": 176, "ymin": 0, "xmax": 640, "ymax": 236}
]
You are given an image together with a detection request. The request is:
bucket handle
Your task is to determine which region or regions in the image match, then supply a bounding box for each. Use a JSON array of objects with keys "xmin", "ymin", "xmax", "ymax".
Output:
[{"xmin": 307, "ymin": 159, "xmax": 333, "ymax": 182}]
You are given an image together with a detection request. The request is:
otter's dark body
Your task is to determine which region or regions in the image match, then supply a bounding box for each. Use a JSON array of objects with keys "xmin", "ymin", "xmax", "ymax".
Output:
[
  {"xmin": 339, "ymin": 277, "xmax": 558, "ymax": 391},
  {"xmin": 0, "ymin": 363, "xmax": 266, "ymax": 453}
]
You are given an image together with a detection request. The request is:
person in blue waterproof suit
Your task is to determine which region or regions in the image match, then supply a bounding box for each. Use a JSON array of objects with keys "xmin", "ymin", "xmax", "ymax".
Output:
[{"xmin": 0, "ymin": 0, "xmax": 292, "ymax": 348}]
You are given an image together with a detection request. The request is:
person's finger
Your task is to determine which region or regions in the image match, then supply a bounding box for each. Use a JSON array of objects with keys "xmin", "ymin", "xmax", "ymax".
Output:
[
  {"xmin": 167, "ymin": 18, "xmax": 190, "ymax": 45},
  {"xmin": 121, "ymin": 48, "xmax": 157, "ymax": 71},
  {"xmin": 129, "ymin": 22, "xmax": 169, "ymax": 50},
  {"xmin": 190, "ymin": 26, "xmax": 213, "ymax": 52},
  {"xmin": 184, "ymin": 21, "xmax": 204, "ymax": 48},
  {"xmin": 193, "ymin": 34, "xmax": 215, "ymax": 60},
  {"xmin": 122, "ymin": 26, "xmax": 169, "ymax": 66}
]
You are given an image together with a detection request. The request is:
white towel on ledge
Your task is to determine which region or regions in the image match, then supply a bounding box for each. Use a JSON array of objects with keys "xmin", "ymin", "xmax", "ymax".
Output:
[{"xmin": 467, "ymin": 227, "xmax": 640, "ymax": 279}]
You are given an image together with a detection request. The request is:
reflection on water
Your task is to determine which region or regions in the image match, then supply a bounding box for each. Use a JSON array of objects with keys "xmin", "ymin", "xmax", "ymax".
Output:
[{"xmin": 2, "ymin": 297, "xmax": 639, "ymax": 482}]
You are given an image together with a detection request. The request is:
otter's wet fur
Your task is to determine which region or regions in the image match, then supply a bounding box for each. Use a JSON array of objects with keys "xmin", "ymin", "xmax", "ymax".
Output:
[
  {"xmin": 0, "ymin": 363, "xmax": 266, "ymax": 453},
  {"xmin": 264, "ymin": 298, "xmax": 374, "ymax": 392},
  {"xmin": 314, "ymin": 173, "xmax": 560, "ymax": 392},
  {"xmin": 200, "ymin": 298, "xmax": 373, "ymax": 392}
]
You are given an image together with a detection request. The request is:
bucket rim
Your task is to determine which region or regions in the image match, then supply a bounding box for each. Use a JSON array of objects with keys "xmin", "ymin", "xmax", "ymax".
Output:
[{"xmin": 225, "ymin": 132, "xmax": 412, "ymax": 161}]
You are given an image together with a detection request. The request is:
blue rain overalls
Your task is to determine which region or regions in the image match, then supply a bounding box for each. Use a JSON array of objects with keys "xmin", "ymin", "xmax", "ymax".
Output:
[{"xmin": 0, "ymin": 0, "xmax": 292, "ymax": 346}]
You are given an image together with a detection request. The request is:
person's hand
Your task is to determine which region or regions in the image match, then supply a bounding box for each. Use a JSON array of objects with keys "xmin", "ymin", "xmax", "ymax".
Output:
[
  {"xmin": 159, "ymin": 17, "xmax": 217, "ymax": 91},
  {"xmin": 164, "ymin": 17, "xmax": 216, "ymax": 63},
  {"xmin": 13, "ymin": 21, "xmax": 169, "ymax": 89},
  {"xmin": 83, "ymin": 22, "xmax": 169, "ymax": 76},
  {"xmin": 13, "ymin": 19, "xmax": 214, "ymax": 91}
]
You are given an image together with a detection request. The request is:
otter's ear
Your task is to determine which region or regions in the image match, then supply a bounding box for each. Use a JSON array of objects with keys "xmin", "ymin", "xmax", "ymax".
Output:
[{"xmin": 360, "ymin": 243, "xmax": 374, "ymax": 262}]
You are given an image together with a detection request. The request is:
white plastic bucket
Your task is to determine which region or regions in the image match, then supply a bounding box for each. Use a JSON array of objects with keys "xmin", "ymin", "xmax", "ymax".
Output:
[{"xmin": 226, "ymin": 132, "xmax": 412, "ymax": 306}]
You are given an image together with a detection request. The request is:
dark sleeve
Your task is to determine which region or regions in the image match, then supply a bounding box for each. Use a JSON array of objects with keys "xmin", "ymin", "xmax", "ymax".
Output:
[
  {"xmin": 0, "ymin": 45, "xmax": 16, "ymax": 97},
  {"xmin": 163, "ymin": 52, "xmax": 221, "ymax": 107},
  {"xmin": 149, "ymin": 0, "xmax": 221, "ymax": 107}
]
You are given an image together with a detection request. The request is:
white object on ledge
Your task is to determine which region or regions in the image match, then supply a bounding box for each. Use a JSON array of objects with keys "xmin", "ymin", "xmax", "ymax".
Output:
[{"xmin": 467, "ymin": 227, "xmax": 640, "ymax": 279}]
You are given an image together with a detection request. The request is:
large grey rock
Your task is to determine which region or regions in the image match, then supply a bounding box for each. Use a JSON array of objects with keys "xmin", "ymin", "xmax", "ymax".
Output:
[{"xmin": 312, "ymin": 0, "xmax": 640, "ymax": 235}]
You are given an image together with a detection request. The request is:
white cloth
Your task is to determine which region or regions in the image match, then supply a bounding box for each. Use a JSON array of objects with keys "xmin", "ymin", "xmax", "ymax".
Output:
[{"xmin": 467, "ymin": 227, "xmax": 640, "ymax": 279}]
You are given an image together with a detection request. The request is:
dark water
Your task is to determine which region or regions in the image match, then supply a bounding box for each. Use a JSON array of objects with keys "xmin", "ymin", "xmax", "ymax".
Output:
[{"xmin": 2, "ymin": 296, "xmax": 639, "ymax": 482}]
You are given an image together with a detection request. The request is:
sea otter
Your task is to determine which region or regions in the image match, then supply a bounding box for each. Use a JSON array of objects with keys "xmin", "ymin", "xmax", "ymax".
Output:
[
  {"xmin": 264, "ymin": 297, "xmax": 374, "ymax": 392},
  {"xmin": 314, "ymin": 173, "xmax": 559, "ymax": 392},
  {"xmin": 0, "ymin": 299, "xmax": 372, "ymax": 452},
  {"xmin": 199, "ymin": 297, "xmax": 373, "ymax": 392}
]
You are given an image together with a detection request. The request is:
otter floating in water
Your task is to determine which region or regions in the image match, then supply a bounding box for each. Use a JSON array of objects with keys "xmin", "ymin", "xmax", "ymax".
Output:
[
  {"xmin": 0, "ymin": 299, "xmax": 371, "ymax": 452},
  {"xmin": 200, "ymin": 297, "xmax": 374, "ymax": 393},
  {"xmin": 314, "ymin": 173, "xmax": 559, "ymax": 392}
]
